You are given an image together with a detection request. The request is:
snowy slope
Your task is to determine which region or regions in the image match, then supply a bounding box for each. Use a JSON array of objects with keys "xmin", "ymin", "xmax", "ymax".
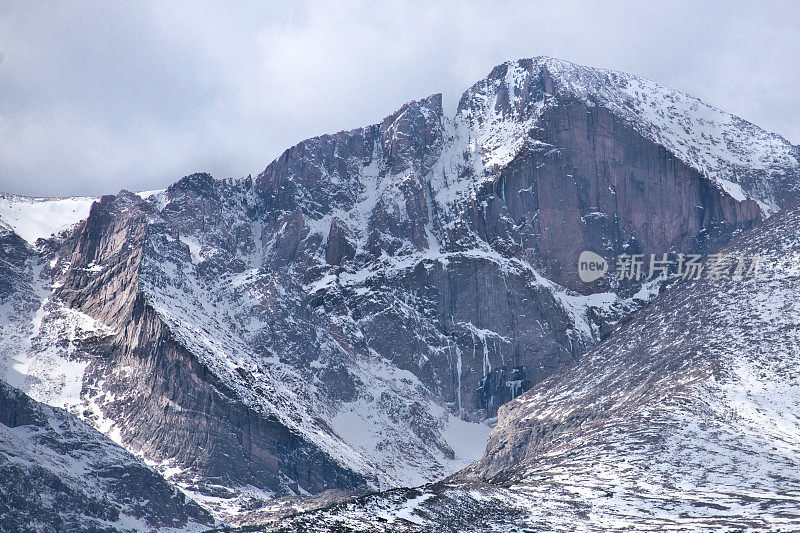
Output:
[
  {"xmin": 544, "ymin": 58, "xmax": 798, "ymax": 177},
  {"xmin": 462, "ymin": 203, "xmax": 800, "ymax": 530},
  {"xmin": 0, "ymin": 193, "xmax": 97, "ymax": 245}
]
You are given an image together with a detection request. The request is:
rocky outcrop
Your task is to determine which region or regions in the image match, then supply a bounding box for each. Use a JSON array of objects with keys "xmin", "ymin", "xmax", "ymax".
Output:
[
  {"xmin": 0, "ymin": 227, "xmax": 31, "ymax": 301},
  {"xmin": 0, "ymin": 381, "xmax": 214, "ymax": 532},
  {"xmin": 466, "ymin": 204, "xmax": 800, "ymax": 482}
]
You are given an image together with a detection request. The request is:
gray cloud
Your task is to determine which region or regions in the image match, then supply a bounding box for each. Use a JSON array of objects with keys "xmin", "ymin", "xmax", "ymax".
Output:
[{"xmin": 1, "ymin": 0, "xmax": 798, "ymax": 196}]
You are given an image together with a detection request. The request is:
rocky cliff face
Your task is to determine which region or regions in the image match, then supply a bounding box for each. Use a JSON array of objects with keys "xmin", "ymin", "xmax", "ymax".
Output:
[
  {"xmin": 1, "ymin": 56, "xmax": 799, "ymax": 525},
  {"xmin": 55, "ymin": 191, "xmax": 369, "ymax": 508}
]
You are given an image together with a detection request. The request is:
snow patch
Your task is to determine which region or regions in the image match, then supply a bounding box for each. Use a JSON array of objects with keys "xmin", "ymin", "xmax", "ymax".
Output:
[{"xmin": 0, "ymin": 194, "xmax": 96, "ymax": 245}]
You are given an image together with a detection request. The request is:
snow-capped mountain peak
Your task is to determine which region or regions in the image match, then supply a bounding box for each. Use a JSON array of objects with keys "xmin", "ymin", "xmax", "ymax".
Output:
[{"xmin": 456, "ymin": 56, "xmax": 799, "ymax": 214}]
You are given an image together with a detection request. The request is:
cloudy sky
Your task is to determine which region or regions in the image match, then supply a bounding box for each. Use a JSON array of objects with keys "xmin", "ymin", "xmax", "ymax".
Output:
[{"xmin": 1, "ymin": 1, "xmax": 798, "ymax": 196}]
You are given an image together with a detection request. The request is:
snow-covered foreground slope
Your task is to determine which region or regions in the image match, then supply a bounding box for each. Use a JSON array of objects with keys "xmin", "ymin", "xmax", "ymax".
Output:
[{"xmin": 270, "ymin": 204, "xmax": 800, "ymax": 531}]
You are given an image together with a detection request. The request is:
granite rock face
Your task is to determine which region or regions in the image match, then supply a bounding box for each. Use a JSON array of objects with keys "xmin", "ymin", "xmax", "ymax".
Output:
[
  {"xmin": 56, "ymin": 191, "xmax": 368, "ymax": 500},
  {"xmin": 1, "ymin": 57, "xmax": 799, "ymax": 524},
  {"xmin": 461, "ymin": 63, "xmax": 763, "ymax": 289}
]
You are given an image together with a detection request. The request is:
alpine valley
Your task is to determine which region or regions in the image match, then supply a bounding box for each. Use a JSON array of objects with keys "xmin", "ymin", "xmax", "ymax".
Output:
[{"xmin": 2, "ymin": 57, "xmax": 799, "ymax": 532}]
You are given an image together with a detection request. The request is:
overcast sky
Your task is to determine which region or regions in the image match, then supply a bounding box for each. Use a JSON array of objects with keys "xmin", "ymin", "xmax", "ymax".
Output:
[{"xmin": 1, "ymin": 1, "xmax": 798, "ymax": 197}]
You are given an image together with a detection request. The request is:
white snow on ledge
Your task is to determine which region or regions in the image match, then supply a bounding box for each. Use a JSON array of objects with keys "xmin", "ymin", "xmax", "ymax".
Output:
[{"xmin": 0, "ymin": 194, "xmax": 97, "ymax": 245}]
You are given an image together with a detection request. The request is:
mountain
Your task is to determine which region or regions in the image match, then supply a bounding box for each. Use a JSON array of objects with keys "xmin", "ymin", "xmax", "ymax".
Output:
[
  {"xmin": 1, "ymin": 56, "xmax": 799, "ymax": 527},
  {"xmin": 264, "ymin": 195, "xmax": 800, "ymax": 532}
]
